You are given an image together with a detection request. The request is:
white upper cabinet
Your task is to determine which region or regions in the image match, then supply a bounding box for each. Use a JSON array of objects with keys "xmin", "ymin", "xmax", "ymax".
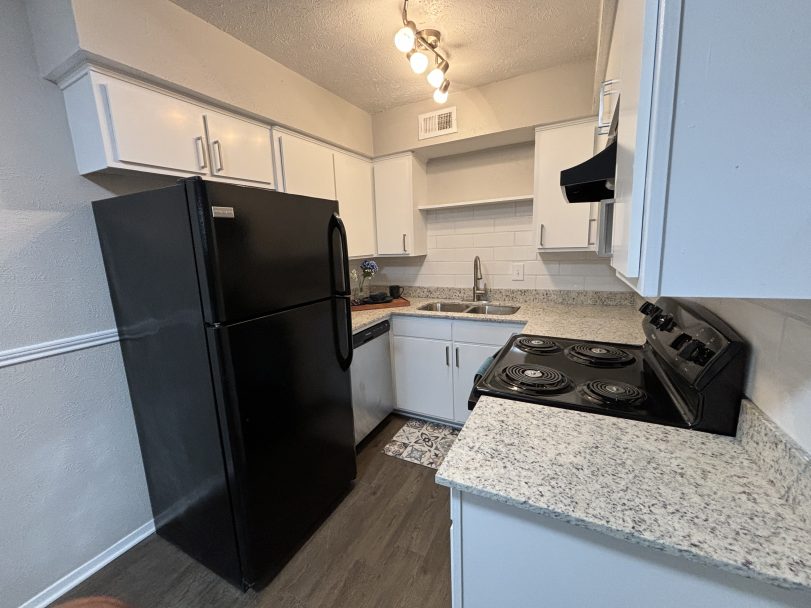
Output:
[
  {"xmin": 102, "ymin": 76, "xmax": 207, "ymax": 174},
  {"xmin": 333, "ymin": 152, "xmax": 376, "ymax": 258},
  {"xmin": 607, "ymin": 0, "xmax": 811, "ymax": 298},
  {"xmin": 373, "ymin": 154, "xmax": 427, "ymax": 256},
  {"xmin": 204, "ymin": 111, "xmax": 274, "ymax": 185},
  {"xmin": 60, "ymin": 69, "xmax": 274, "ymax": 188},
  {"xmin": 272, "ymin": 129, "xmax": 336, "ymax": 200},
  {"xmin": 533, "ymin": 120, "xmax": 598, "ymax": 251}
]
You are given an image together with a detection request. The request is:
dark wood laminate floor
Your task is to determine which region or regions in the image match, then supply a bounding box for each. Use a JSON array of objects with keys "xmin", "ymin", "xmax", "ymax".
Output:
[{"xmin": 54, "ymin": 415, "xmax": 451, "ymax": 608}]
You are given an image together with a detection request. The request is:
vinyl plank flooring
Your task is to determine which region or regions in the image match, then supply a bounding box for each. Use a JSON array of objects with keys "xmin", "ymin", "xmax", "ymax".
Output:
[{"xmin": 53, "ymin": 415, "xmax": 451, "ymax": 608}]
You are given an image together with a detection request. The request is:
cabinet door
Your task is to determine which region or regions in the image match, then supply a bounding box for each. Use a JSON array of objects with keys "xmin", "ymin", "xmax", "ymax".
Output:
[
  {"xmin": 373, "ymin": 156, "xmax": 413, "ymax": 255},
  {"xmin": 275, "ymin": 132, "xmax": 336, "ymax": 199},
  {"xmin": 391, "ymin": 336, "xmax": 454, "ymax": 421},
  {"xmin": 533, "ymin": 121, "xmax": 596, "ymax": 250},
  {"xmin": 102, "ymin": 77, "xmax": 207, "ymax": 174},
  {"xmin": 610, "ymin": 0, "xmax": 657, "ymax": 279},
  {"xmin": 334, "ymin": 153, "xmax": 376, "ymax": 258},
  {"xmin": 205, "ymin": 111, "xmax": 274, "ymax": 186},
  {"xmin": 453, "ymin": 342, "xmax": 498, "ymax": 424}
]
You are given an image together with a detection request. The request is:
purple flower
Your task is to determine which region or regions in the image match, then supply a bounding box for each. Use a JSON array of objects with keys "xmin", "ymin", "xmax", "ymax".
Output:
[{"xmin": 360, "ymin": 259, "xmax": 379, "ymax": 277}]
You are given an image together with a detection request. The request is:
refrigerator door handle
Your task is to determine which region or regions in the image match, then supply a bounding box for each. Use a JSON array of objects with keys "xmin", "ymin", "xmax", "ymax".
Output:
[
  {"xmin": 335, "ymin": 296, "xmax": 354, "ymax": 370},
  {"xmin": 329, "ymin": 213, "xmax": 351, "ymax": 296}
]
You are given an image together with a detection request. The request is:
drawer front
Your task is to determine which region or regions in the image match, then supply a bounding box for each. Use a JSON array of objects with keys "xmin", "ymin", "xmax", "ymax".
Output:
[
  {"xmin": 391, "ymin": 316, "xmax": 453, "ymax": 340},
  {"xmin": 452, "ymin": 320, "xmax": 525, "ymax": 346}
]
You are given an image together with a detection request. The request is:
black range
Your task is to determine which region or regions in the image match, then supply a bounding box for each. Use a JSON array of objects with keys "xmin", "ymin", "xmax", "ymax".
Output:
[{"xmin": 469, "ymin": 298, "xmax": 748, "ymax": 435}]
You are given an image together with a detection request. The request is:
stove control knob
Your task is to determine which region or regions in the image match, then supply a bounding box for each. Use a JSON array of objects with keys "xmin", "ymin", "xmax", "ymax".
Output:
[
  {"xmin": 651, "ymin": 313, "xmax": 676, "ymax": 331},
  {"xmin": 677, "ymin": 340, "xmax": 715, "ymax": 365},
  {"xmin": 639, "ymin": 301, "xmax": 657, "ymax": 315},
  {"xmin": 669, "ymin": 333, "xmax": 692, "ymax": 350}
]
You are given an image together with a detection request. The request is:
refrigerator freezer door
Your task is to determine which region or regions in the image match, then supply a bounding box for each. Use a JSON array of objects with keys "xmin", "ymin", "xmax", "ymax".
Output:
[
  {"xmin": 188, "ymin": 179, "xmax": 347, "ymax": 324},
  {"xmin": 207, "ymin": 298, "xmax": 356, "ymax": 586}
]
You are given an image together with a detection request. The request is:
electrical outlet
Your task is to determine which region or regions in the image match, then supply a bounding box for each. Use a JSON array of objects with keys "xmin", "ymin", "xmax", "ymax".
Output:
[{"xmin": 511, "ymin": 263, "xmax": 524, "ymax": 281}]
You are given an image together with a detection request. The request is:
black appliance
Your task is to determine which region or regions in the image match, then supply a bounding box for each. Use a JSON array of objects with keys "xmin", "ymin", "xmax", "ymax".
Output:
[
  {"xmin": 469, "ymin": 298, "xmax": 747, "ymax": 435},
  {"xmin": 560, "ymin": 98, "xmax": 619, "ymax": 203},
  {"xmin": 93, "ymin": 177, "xmax": 356, "ymax": 590}
]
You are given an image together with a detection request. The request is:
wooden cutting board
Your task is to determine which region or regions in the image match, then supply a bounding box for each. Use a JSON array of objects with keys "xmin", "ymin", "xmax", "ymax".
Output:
[{"xmin": 350, "ymin": 297, "xmax": 411, "ymax": 312}]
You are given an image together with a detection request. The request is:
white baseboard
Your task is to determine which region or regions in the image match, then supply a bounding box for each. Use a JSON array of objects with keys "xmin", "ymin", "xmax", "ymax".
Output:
[
  {"xmin": 0, "ymin": 329, "xmax": 119, "ymax": 369},
  {"xmin": 19, "ymin": 520, "xmax": 155, "ymax": 608}
]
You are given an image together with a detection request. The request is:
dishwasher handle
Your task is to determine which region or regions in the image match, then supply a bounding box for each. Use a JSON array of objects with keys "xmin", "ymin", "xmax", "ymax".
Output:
[{"xmin": 352, "ymin": 320, "xmax": 390, "ymax": 349}]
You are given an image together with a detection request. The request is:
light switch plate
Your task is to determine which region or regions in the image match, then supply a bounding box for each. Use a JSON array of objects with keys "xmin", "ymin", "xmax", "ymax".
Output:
[{"xmin": 511, "ymin": 263, "xmax": 524, "ymax": 281}]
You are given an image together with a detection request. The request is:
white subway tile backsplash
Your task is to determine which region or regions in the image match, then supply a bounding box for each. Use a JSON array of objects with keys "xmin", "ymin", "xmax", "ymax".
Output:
[
  {"xmin": 474, "ymin": 232, "xmax": 515, "ymax": 247},
  {"xmin": 435, "ymin": 234, "xmax": 475, "ymax": 248},
  {"xmin": 364, "ymin": 203, "xmax": 626, "ymax": 293}
]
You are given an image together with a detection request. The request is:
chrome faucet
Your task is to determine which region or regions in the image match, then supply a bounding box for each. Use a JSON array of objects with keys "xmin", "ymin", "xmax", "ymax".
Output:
[{"xmin": 472, "ymin": 256, "xmax": 487, "ymax": 301}]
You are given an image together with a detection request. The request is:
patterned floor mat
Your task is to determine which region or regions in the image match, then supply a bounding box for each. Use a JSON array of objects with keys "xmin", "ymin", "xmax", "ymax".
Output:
[{"xmin": 383, "ymin": 418, "xmax": 460, "ymax": 469}]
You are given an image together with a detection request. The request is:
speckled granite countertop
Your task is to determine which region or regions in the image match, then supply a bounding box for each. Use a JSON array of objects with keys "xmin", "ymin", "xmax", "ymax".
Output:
[
  {"xmin": 352, "ymin": 298, "xmax": 646, "ymax": 345},
  {"xmin": 436, "ymin": 397, "xmax": 811, "ymax": 591}
]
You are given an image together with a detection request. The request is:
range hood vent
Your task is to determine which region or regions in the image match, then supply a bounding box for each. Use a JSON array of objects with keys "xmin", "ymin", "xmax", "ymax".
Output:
[{"xmin": 559, "ymin": 140, "xmax": 617, "ymax": 203}]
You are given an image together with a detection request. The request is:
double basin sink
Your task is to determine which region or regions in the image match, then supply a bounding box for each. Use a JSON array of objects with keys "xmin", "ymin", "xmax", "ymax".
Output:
[{"xmin": 417, "ymin": 302, "xmax": 521, "ymax": 316}]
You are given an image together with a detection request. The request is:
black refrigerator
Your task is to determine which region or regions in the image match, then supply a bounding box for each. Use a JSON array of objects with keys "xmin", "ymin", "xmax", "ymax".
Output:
[{"xmin": 93, "ymin": 177, "xmax": 356, "ymax": 590}]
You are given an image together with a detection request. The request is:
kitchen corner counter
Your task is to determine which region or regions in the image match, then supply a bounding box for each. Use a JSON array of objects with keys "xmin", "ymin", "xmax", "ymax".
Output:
[
  {"xmin": 351, "ymin": 298, "xmax": 646, "ymax": 345},
  {"xmin": 436, "ymin": 396, "xmax": 811, "ymax": 592}
]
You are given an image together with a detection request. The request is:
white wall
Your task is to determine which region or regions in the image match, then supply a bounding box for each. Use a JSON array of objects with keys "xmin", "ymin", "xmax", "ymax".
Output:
[
  {"xmin": 25, "ymin": 0, "xmax": 374, "ymax": 156},
  {"xmin": 367, "ymin": 201, "xmax": 628, "ymax": 292},
  {"xmin": 424, "ymin": 144, "xmax": 535, "ymax": 207},
  {"xmin": 694, "ymin": 298, "xmax": 811, "ymax": 454},
  {"xmin": 1, "ymin": 3, "xmax": 157, "ymax": 605},
  {"xmin": 373, "ymin": 60, "xmax": 595, "ymax": 157}
]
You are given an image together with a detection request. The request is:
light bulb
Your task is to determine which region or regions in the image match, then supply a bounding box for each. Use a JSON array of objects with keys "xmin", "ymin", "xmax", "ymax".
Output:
[
  {"xmin": 433, "ymin": 79, "xmax": 450, "ymax": 104},
  {"xmin": 408, "ymin": 50, "xmax": 429, "ymax": 74},
  {"xmin": 394, "ymin": 22, "xmax": 416, "ymax": 52},
  {"xmin": 426, "ymin": 59, "xmax": 449, "ymax": 88}
]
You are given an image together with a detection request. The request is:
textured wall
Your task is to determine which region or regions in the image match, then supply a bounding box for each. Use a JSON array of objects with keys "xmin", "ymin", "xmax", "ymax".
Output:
[
  {"xmin": 359, "ymin": 200, "xmax": 628, "ymax": 292},
  {"xmin": 373, "ymin": 60, "xmax": 595, "ymax": 156},
  {"xmin": 694, "ymin": 298, "xmax": 811, "ymax": 454},
  {"xmin": 1, "ymin": 3, "xmax": 154, "ymax": 605}
]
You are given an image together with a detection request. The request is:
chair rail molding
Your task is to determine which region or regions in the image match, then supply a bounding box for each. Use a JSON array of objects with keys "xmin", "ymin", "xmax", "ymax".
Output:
[{"xmin": 0, "ymin": 329, "xmax": 120, "ymax": 369}]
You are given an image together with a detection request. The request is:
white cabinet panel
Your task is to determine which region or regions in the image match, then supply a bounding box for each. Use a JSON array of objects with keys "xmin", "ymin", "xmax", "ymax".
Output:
[
  {"xmin": 204, "ymin": 111, "xmax": 274, "ymax": 186},
  {"xmin": 452, "ymin": 320, "xmax": 524, "ymax": 347},
  {"xmin": 274, "ymin": 130, "xmax": 336, "ymax": 199},
  {"xmin": 391, "ymin": 336, "xmax": 454, "ymax": 420},
  {"xmin": 102, "ymin": 76, "xmax": 206, "ymax": 174},
  {"xmin": 533, "ymin": 120, "xmax": 598, "ymax": 251},
  {"xmin": 453, "ymin": 342, "xmax": 496, "ymax": 424},
  {"xmin": 334, "ymin": 153, "xmax": 376, "ymax": 258},
  {"xmin": 373, "ymin": 154, "xmax": 427, "ymax": 256}
]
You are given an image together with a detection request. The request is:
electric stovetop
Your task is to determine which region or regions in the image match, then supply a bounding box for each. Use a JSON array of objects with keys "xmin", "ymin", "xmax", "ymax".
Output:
[{"xmin": 472, "ymin": 334, "xmax": 690, "ymax": 428}]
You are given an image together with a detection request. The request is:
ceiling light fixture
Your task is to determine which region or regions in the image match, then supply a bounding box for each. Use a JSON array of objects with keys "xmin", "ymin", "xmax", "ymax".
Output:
[
  {"xmin": 433, "ymin": 79, "xmax": 450, "ymax": 104},
  {"xmin": 407, "ymin": 49, "xmax": 429, "ymax": 74},
  {"xmin": 394, "ymin": 0, "xmax": 450, "ymax": 104}
]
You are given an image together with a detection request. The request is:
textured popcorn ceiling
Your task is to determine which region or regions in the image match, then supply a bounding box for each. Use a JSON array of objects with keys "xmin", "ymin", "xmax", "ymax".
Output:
[{"xmin": 169, "ymin": 0, "xmax": 600, "ymax": 113}]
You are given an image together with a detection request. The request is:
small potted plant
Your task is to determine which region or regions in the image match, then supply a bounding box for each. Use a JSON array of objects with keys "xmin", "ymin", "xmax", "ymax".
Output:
[{"xmin": 356, "ymin": 259, "xmax": 378, "ymax": 302}]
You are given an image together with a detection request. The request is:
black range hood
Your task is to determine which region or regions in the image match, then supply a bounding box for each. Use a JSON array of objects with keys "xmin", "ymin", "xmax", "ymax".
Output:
[{"xmin": 559, "ymin": 140, "xmax": 617, "ymax": 203}]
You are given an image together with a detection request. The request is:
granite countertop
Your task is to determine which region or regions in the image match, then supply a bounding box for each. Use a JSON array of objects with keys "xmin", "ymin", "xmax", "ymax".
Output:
[
  {"xmin": 436, "ymin": 397, "xmax": 811, "ymax": 591},
  {"xmin": 351, "ymin": 298, "xmax": 646, "ymax": 345}
]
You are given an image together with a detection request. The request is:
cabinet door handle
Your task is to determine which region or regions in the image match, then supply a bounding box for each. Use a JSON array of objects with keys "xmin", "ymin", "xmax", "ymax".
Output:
[
  {"xmin": 538, "ymin": 223, "xmax": 545, "ymax": 248},
  {"xmin": 212, "ymin": 140, "xmax": 224, "ymax": 173},
  {"xmin": 194, "ymin": 136, "xmax": 207, "ymax": 170},
  {"xmin": 455, "ymin": 347, "xmax": 459, "ymax": 368},
  {"xmin": 445, "ymin": 346, "xmax": 450, "ymax": 366},
  {"xmin": 402, "ymin": 233, "xmax": 408, "ymax": 253},
  {"xmin": 587, "ymin": 218, "xmax": 597, "ymax": 246},
  {"xmin": 277, "ymin": 136, "xmax": 287, "ymax": 192}
]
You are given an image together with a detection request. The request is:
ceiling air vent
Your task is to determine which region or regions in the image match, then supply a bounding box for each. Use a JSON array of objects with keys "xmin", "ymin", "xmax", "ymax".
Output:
[{"xmin": 418, "ymin": 106, "xmax": 457, "ymax": 140}]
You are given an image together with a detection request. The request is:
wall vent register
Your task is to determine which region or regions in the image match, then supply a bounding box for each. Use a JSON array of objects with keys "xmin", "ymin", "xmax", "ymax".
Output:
[{"xmin": 418, "ymin": 106, "xmax": 458, "ymax": 140}]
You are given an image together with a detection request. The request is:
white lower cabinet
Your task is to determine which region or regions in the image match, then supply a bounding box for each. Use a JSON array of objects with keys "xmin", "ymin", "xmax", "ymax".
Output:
[
  {"xmin": 391, "ymin": 336, "xmax": 455, "ymax": 421},
  {"xmin": 450, "ymin": 489, "xmax": 811, "ymax": 608},
  {"xmin": 391, "ymin": 317, "xmax": 524, "ymax": 424}
]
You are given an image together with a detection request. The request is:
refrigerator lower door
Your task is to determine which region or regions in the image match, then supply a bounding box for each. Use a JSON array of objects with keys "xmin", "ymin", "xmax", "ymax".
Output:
[{"xmin": 207, "ymin": 298, "xmax": 356, "ymax": 586}]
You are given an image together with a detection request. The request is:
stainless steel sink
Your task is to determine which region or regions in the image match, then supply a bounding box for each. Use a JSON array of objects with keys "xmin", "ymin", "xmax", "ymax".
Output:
[
  {"xmin": 417, "ymin": 302, "xmax": 521, "ymax": 315},
  {"xmin": 418, "ymin": 302, "xmax": 473, "ymax": 313},
  {"xmin": 465, "ymin": 304, "xmax": 521, "ymax": 315}
]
